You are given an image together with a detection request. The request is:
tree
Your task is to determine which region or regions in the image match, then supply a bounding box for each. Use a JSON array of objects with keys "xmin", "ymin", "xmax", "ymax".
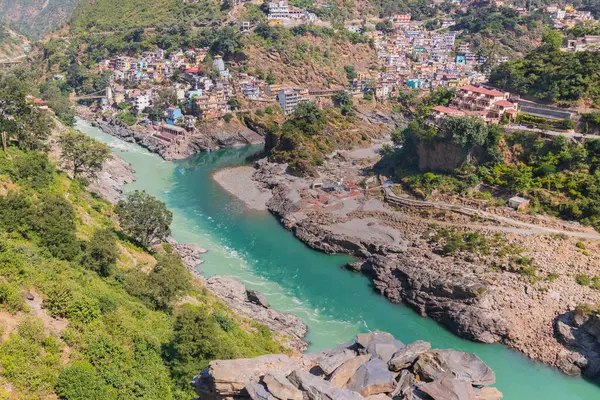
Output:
[
  {"xmin": 115, "ymin": 190, "xmax": 172, "ymax": 248},
  {"xmin": 18, "ymin": 106, "xmax": 52, "ymax": 151},
  {"xmin": 145, "ymin": 254, "xmax": 192, "ymax": 310},
  {"xmin": 156, "ymin": 88, "xmax": 178, "ymax": 109},
  {"xmin": 439, "ymin": 116, "xmax": 489, "ymax": 150},
  {"xmin": 36, "ymin": 195, "xmax": 81, "ymax": 261},
  {"xmin": 83, "ymin": 229, "xmax": 118, "ymax": 277},
  {"xmin": 344, "ymin": 65, "xmax": 357, "ymax": 81},
  {"xmin": 542, "ymin": 29, "xmax": 563, "ymax": 52},
  {"xmin": 59, "ymin": 130, "xmax": 111, "ymax": 180}
]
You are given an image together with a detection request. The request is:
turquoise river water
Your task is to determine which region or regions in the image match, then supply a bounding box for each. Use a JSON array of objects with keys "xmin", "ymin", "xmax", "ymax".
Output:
[{"xmin": 76, "ymin": 119, "xmax": 600, "ymax": 399}]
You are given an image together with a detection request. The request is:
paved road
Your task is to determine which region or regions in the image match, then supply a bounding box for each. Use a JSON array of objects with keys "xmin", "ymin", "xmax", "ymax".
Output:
[
  {"xmin": 504, "ymin": 125, "xmax": 600, "ymax": 140},
  {"xmin": 383, "ymin": 187, "xmax": 600, "ymax": 240}
]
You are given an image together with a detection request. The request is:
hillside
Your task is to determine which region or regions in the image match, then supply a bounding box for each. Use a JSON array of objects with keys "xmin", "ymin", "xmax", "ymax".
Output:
[
  {"xmin": 489, "ymin": 39, "xmax": 600, "ymax": 108},
  {"xmin": 0, "ymin": 0, "xmax": 78, "ymax": 39},
  {"xmin": 0, "ymin": 71, "xmax": 288, "ymax": 399},
  {"xmin": 0, "ymin": 25, "xmax": 29, "ymax": 61},
  {"xmin": 69, "ymin": 0, "xmax": 226, "ymax": 35},
  {"xmin": 243, "ymin": 25, "xmax": 377, "ymax": 90}
]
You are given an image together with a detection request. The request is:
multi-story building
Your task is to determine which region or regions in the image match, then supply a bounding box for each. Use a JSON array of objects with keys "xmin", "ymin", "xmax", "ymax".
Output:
[
  {"xmin": 430, "ymin": 85, "xmax": 517, "ymax": 123},
  {"xmin": 278, "ymin": 88, "xmax": 309, "ymax": 115},
  {"xmin": 268, "ymin": 1, "xmax": 290, "ymax": 20},
  {"xmin": 133, "ymin": 94, "xmax": 151, "ymax": 114},
  {"xmin": 566, "ymin": 36, "xmax": 600, "ymax": 52}
]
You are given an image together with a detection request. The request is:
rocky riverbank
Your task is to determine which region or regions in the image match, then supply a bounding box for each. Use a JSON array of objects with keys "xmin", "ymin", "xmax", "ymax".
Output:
[
  {"xmin": 76, "ymin": 108, "xmax": 264, "ymax": 161},
  {"xmin": 193, "ymin": 330, "xmax": 503, "ymax": 400},
  {"xmin": 248, "ymin": 156, "xmax": 600, "ymax": 378}
]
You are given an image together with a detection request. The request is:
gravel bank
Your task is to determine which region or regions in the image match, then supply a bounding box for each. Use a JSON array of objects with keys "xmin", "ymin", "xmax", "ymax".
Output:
[{"xmin": 213, "ymin": 166, "xmax": 272, "ymax": 211}]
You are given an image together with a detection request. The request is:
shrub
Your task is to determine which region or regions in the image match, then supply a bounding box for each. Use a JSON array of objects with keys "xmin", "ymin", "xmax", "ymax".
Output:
[
  {"xmin": 43, "ymin": 284, "xmax": 74, "ymax": 318},
  {"xmin": 13, "ymin": 151, "xmax": 54, "ymax": 189},
  {"xmin": 55, "ymin": 362, "xmax": 109, "ymax": 400},
  {"xmin": 547, "ymin": 273, "xmax": 559, "ymax": 282},
  {"xmin": 83, "ymin": 229, "xmax": 118, "ymax": 277},
  {"xmin": 0, "ymin": 281, "xmax": 24, "ymax": 313},
  {"xmin": 576, "ymin": 274, "xmax": 591, "ymax": 286},
  {"xmin": 223, "ymin": 113, "xmax": 233, "ymax": 123},
  {"xmin": 576, "ymin": 241, "xmax": 586, "ymax": 249},
  {"xmin": 591, "ymin": 276, "xmax": 600, "ymax": 290}
]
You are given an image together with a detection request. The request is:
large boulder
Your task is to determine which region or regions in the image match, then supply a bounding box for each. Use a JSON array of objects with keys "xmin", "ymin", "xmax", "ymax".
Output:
[
  {"xmin": 347, "ymin": 358, "xmax": 396, "ymax": 397},
  {"xmin": 318, "ymin": 349, "xmax": 358, "ymax": 375},
  {"xmin": 195, "ymin": 354, "xmax": 305, "ymax": 397},
  {"xmin": 418, "ymin": 375, "xmax": 476, "ymax": 400},
  {"xmin": 287, "ymin": 370, "xmax": 364, "ymax": 400},
  {"xmin": 413, "ymin": 350, "xmax": 495, "ymax": 386},
  {"xmin": 388, "ymin": 340, "xmax": 431, "ymax": 371},
  {"xmin": 355, "ymin": 331, "xmax": 405, "ymax": 363},
  {"xmin": 247, "ymin": 289, "xmax": 270, "ymax": 308},
  {"xmin": 262, "ymin": 372, "xmax": 303, "ymax": 400},
  {"xmin": 329, "ymin": 354, "xmax": 371, "ymax": 388},
  {"xmin": 246, "ymin": 382, "xmax": 274, "ymax": 400},
  {"xmin": 390, "ymin": 370, "xmax": 415, "ymax": 398}
]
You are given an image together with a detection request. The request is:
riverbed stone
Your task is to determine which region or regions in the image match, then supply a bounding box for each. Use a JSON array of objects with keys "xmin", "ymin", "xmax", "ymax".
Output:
[
  {"xmin": 287, "ymin": 369, "xmax": 364, "ymax": 400},
  {"xmin": 247, "ymin": 289, "xmax": 270, "ymax": 308},
  {"xmin": 356, "ymin": 331, "xmax": 405, "ymax": 362},
  {"xmin": 246, "ymin": 382, "xmax": 274, "ymax": 400},
  {"xmin": 329, "ymin": 354, "xmax": 371, "ymax": 388},
  {"xmin": 388, "ymin": 340, "xmax": 431, "ymax": 371},
  {"xmin": 390, "ymin": 369, "xmax": 415, "ymax": 398},
  {"xmin": 418, "ymin": 375, "xmax": 476, "ymax": 400},
  {"xmin": 318, "ymin": 349, "xmax": 358, "ymax": 375},
  {"xmin": 474, "ymin": 387, "xmax": 503, "ymax": 400},
  {"xmin": 199, "ymin": 354, "xmax": 304, "ymax": 396},
  {"xmin": 262, "ymin": 372, "xmax": 303, "ymax": 400},
  {"xmin": 347, "ymin": 358, "xmax": 395, "ymax": 396},
  {"xmin": 413, "ymin": 350, "xmax": 495, "ymax": 386}
]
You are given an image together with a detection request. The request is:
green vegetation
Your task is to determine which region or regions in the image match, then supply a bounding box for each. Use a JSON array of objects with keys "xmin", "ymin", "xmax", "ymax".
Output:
[
  {"xmin": 490, "ymin": 39, "xmax": 600, "ymax": 107},
  {"xmin": 576, "ymin": 273, "xmax": 592, "ymax": 286},
  {"xmin": 453, "ymin": 5, "xmax": 551, "ymax": 55},
  {"xmin": 0, "ymin": 80, "xmax": 286, "ymax": 399},
  {"xmin": 268, "ymin": 102, "xmax": 330, "ymax": 176},
  {"xmin": 69, "ymin": 0, "xmax": 226, "ymax": 35},
  {"xmin": 115, "ymin": 190, "xmax": 173, "ymax": 248},
  {"xmin": 0, "ymin": 0, "xmax": 79, "ymax": 39},
  {"xmin": 58, "ymin": 130, "xmax": 111, "ymax": 180}
]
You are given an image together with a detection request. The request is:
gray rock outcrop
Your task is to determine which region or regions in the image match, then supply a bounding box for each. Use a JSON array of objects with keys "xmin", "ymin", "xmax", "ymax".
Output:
[
  {"xmin": 554, "ymin": 310, "xmax": 600, "ymax": 377},
  {"xmin": 193, "ymin": 332, "xmax": 502, "ymax": 400},
  {"xmin": 253, "ymin": 160, "xmax": 509, "ymax": 348}
]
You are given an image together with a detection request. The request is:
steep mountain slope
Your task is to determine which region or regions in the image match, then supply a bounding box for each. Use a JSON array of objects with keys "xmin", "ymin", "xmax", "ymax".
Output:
[{"xmin": 0, "ymin": 0, "xmax": 78, "ymax": 39}]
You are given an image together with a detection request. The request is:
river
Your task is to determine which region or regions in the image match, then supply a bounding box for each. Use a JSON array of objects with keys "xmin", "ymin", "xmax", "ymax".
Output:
[{"xmin": 76, "ymin": 118, "xmax": 600, "ymax": 399}]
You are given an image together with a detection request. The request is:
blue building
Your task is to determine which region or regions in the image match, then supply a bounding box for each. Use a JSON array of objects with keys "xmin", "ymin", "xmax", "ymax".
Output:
[
  {"xmin": 405, "ymin": 79, "xmax": 424, "ymax": 89},
  {"xmin": 455, "ymin": 55, "xmax": 467, "ymax": 65},
  {"xmin": 166, "ymin": 107, "xmax": 183, "ymax": 125}
]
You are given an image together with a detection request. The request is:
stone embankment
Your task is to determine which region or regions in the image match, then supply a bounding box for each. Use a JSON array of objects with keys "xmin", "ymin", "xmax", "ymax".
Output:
[
  {"xmin": 85, "ymin": 113, "xmax": 263, "ymax": 161},
  {"xmin": 193, "ymin": 330, "xmax": 503, "ymax": 400}
]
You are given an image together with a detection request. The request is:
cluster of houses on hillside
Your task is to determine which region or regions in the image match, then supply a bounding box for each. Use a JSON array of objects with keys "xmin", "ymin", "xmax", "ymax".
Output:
[
  {"xmin": 97, "ymin": 44, "xmax": 323, "ymax": 130},
  {"xmin": 348, "ymin": 15, "xmax": 498, "ymax": 101},
  {"xmin": 544, "ymin": 5, "xmax": 596, "ymax": 30}
]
